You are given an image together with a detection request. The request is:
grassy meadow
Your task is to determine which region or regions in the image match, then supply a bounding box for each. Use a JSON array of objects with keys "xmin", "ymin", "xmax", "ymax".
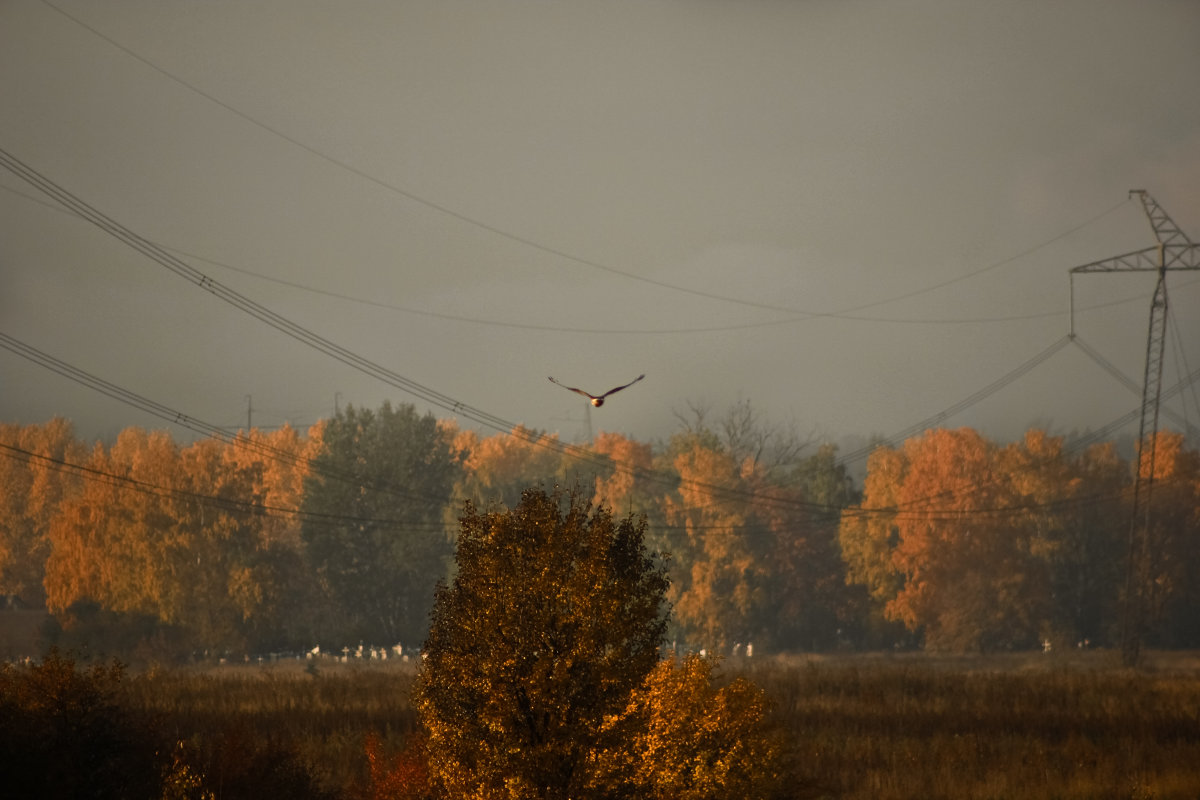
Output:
[
  {"xmin": 750, "ymin": 650, "xmax": 1200, "ymax": 799},
  {"xmin": 113, "ymin": 650, "xmax": 1200, "ymax": 799}
]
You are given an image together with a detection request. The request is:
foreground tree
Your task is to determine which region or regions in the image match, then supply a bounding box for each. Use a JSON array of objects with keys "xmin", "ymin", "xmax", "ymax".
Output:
[
  {"xmin": 415, "ymin": 486, "xmax": 670, "ymax": 800},
  {"xmin": 589, "ymin": 653, "xmax": 786, "ymax": 800}
]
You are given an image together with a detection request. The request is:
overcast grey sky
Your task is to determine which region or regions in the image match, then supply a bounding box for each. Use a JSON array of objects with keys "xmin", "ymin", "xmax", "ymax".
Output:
[{"xmin": 2, "ymin": 0, "xmax": 1198, "ymax": 460}]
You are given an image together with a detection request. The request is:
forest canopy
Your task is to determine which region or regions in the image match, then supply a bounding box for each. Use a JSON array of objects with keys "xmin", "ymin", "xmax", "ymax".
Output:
[{"xmin": 1, "ymin": 403, "xmax": 1198, "ymax": 660}]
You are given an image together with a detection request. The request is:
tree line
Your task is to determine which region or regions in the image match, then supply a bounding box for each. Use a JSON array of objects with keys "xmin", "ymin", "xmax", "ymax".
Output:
[{"xmin": 1, "ymin": 401, "xmax": 1198, "ymax": 659}]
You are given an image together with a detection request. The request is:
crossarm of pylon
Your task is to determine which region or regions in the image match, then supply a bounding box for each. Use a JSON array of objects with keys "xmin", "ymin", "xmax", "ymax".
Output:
[{"xmin": 1070, "ymin": 244, "xmax": 1200, "ymax": 273}]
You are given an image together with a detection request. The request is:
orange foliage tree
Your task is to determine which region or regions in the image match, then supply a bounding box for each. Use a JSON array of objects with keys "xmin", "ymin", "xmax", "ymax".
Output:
[
  {"xmin": 661, "ymin": 433, "xmax": 765, "ymax": 653},
  {"xmin": 0, "ymin": 419, "xmax": 85, "ymax": 607},
  {"xmin": 219, "ymin": 423, "xmax": 328, "ymax": 649},
  {"xmin": 840, "ymin": 427, "xmax": 1130, "ymax": 652},
  {"xmin": 588, "ymin": 431, "xmax": 654, "ymax": 514},
  {"xmin": 660, "ymin": 428, "xmax": 831, "ymax": 654},
  {"xmin": 448, "ymin": 424, "xmax": 570, "ymax": 512},
  {"xmin": 44, "ymin": 428, "xmax": 274, "ymax": 651}
]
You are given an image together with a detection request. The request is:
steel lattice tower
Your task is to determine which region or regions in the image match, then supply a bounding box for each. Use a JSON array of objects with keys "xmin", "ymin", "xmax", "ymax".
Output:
[{"xmin": 1069, "ymin": 191, "xmax": 1200, "ymax": 666}]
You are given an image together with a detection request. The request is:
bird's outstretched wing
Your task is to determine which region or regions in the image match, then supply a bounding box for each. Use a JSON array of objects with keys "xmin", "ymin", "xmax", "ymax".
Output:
[
  {"xmin": 548, "ymin": 376, "xmax": 596, "ymax": 400},
  {"xmin": 599, "ymin": 373, "xmax": 645, "ymax": 399}
]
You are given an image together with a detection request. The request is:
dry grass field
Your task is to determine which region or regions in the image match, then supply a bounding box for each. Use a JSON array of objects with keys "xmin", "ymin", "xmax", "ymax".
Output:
[
  {"xmin": 114, "ymin": 650, "xmax": 1200, "ymax": 799},
  {"xmin": 749, "ymin": 650, "xmax": 1200, "ymax": 799}
]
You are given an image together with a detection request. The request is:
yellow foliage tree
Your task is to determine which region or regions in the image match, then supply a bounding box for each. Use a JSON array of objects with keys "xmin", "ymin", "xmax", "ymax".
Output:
[
  {"xmin": 589, "ymin": 653, "xmax": 786, "ymax": 800},
  {"xmin": 588, "ymin": 431, "xmax": 653, "ymax": 514},
  {"xmin": 220, "ymin": 423, "xmax": 321, "ymax": 550},
  {"xmin": 450, "ymin": 424, "xmax": 570, "ymax": 511},
  {"xmin": 662, "ymin": 438, "xmax": 762, "ymax": 653},
  {"xmin": 416, "ymin": 487, "xmax": 669, "ymax": 800},
  {"xmin": 838, "ymin": 444, "xmax": 906, "ymax": 608}
]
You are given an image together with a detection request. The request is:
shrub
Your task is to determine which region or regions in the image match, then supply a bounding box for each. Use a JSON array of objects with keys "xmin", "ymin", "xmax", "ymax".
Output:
[{"xmin": 0, "ymin": 648, "xmax": 166, "ymax": 799}]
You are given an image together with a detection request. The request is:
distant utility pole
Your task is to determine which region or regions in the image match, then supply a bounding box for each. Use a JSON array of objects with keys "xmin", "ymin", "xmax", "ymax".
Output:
[
  {"xmin": 551, "ymin": 402, "xmax": 593, "ymax": 444},
  {"xmin": 1068, "ymin": 190, "xmax": 1200, "ymax": 667},
  {"xmin": 245, "ymin": 394, "xmax": 253, "ymax": 431}
]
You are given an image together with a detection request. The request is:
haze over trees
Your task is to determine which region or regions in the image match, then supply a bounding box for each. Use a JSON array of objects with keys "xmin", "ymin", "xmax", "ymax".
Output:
[
  {"xmin": 301, "ymin": 401, "xmax": 459, "ymax": 646},
  {"xmin": 1, "ymin": 400, "xmax": 1198, "ymax": 659}
]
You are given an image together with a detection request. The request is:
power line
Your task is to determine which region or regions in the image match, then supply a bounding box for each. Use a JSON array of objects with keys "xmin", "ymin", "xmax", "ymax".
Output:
[
  {"xmin": 1, "ymin": 318, "xmax": 1176, "ymax": 534},
  {"xmin": 1070, "ymin": 334, "xmax": 1200, "ymax": 439},
  {"xmin": 0, "ymin": 441, "xmax": 449, "ymax": 532},
  {"xmin": 0, "ymin": 330, "xmax": 452, "ymax": 510},
  {"xmin": 0, "ymin": 179, "xmax": 1149, "ymax": 331},
  {"xmin": 1, "ymin": 150, "xmax": 1146, "ymax": 523},
  {"xmin": 32, "ymin": 0, "xmax": 796, "ymax": 317},
  {"xmin": 5, "ymin": 151, "xmax": 1190, "ymax": 520},
  {"xmin": 836, "ymin": 336, "xmax": 1074, "ymax": 465},
  {"xmin": 32, "ymin": 0, "xmax": 1133, "ymax": 324},
  {"xmin": 0, "ymin": 146, "xmax": 848, "ymax": 514}
]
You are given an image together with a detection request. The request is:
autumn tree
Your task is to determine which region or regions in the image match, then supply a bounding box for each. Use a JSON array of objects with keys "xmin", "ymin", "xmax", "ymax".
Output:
[
  {"xmin": 1050, "ymin": 440, "xmax": 1128, "ymax": 645},
  {"xmin": 838, "ymin": 443, "xmax": 911, "ymax": 646},
  {"xmin": 170, "ymin": 436, "xmax": 273, "ymax": 649},
  {"xmin": 839, "ymin": 427, "xmax": 1138, "ymax": 652},
  {"xmin": 998, "ymin": 431, "xmax": 1127, "ymax": 647},
  {"xmin": 301, "ymin": 402, "xmax": 460, "ymax": 646},
  {"xmin": 841, "ymin": 429, "xmax": 1039, "ymax": 650},
  {"xmin": 588, "ymin": 431, "xmax": 655, "ymax": 515},
  {"xmin": 43, "ymin": 428, "xmax": 270, "ymax": 653},
  {"xmin": 415, "ymin": 487, "xmax": 669, "ymax": 800},
  {"xmin": 0, "ymin": 419, "xmax": 85, "ymax": 607},
  {"xmin": 674, "ymin": 398, "xmax": 811, "ymax": 479},
  {"xmin": 588, "ymin": 654, "xmax": 787, "ymax": 800},
  {"xmin": 44, "ymin": 429, "xmax": 181, "ymax": 624},
  {"xmin": 222, "ymin": 423, "xmax": 323, "ymax": 550},
  {"xmin": 661, "ymin": 432, "xmax": 769, "ymax": 653},
  {"xmin": 448, "ymin": 424, "xmax": 572, "ymax": 512},
  {"xmin": 657, "ymin": 402, "xmax": 848, "ymax": 654},
  {"xmin": 220, "ymin": 423, "xmax": 328, "ymax": 650}
]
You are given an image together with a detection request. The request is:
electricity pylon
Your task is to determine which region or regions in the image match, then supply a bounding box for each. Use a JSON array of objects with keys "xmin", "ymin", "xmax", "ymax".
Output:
[
  {"xmin": 552, "ymin": 402, "xmax": 593, "ymax": 444},
  {"xmin": 1069, "ymin": 190, "xmax": 1200, "ymax": 666}
]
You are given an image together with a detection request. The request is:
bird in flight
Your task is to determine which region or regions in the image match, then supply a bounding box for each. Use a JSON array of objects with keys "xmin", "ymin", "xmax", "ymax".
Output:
[{"xmin": 548, "ymin": 374, "xmax": 645, "ymax": 407}]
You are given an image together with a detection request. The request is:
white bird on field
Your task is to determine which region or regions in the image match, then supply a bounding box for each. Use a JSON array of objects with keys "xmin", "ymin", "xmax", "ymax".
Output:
[{"xmin": 548, "ymin": 374, "xmax": 645, "ymax": 407}]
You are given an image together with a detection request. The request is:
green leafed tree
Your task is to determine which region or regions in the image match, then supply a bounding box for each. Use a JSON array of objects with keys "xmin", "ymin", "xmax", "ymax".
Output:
[
  {"xmin": 300, "ymin": 402, "xmax": 460, "ymax": 646},
  {"xmin": 414, "ymin": 486, "xmax": 670, "ymax": 800}
]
